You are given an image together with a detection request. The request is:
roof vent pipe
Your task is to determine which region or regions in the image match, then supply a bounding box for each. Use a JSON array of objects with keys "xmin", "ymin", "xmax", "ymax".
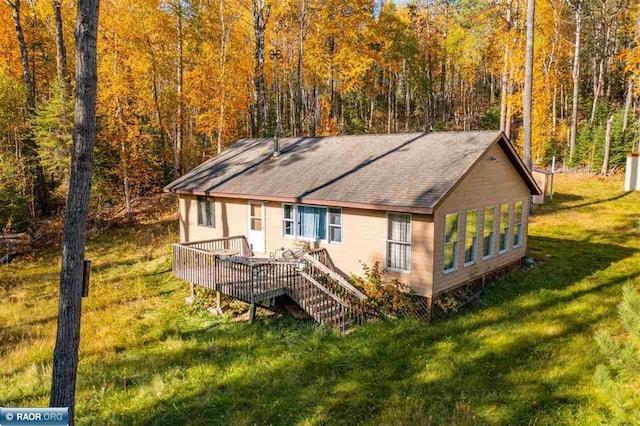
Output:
[{"xmin": 273, "ymin": 120, "xmax": 282, "ymax": 158}]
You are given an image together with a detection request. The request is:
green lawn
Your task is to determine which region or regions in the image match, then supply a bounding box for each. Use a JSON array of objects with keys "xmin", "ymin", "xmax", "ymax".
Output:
[{"xmin": 1, "ymin": 174, "xmax": 639, "ymax": 425}]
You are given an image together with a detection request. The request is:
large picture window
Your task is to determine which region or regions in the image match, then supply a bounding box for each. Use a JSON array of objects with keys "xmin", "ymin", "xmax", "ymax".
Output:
[
  {"xmin": 282, "ymin": 204, "xmax": 342, "ymax": 243},
  {"xmin": 464, "ymin": 210, "xmax": 478, "ymax": 266},
  {"xmin": 197, "ymin": 196, "xmax": 215, "ymax": 227},
  {"xmin": 386, "ymin": 213, "xmax": 411, "ymax": 272},
  {"xmin": 499, "ymin": 203, "xmax": 510, "ymax": 253},
  {"xmin": 513, "ymin": 200, "xmax": 524, "ymax": 248},
  {"xmin": 444, "ymin": 213, "xmax": 459, "ymax": 273},
  {"xmin": 483, "ymin": 206, "xmax": 495, "ymax": 259}
]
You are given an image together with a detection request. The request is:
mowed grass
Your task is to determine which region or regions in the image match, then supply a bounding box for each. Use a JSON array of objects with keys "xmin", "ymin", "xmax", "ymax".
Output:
[{"xmin": 1, "ymin": 174, "xmax": 639, "ymax": 425}]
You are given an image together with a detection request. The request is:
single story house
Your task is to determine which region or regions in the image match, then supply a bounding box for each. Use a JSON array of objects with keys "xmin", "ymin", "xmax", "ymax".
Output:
[{"xmin": 165, "ymin": 131, "xmax": 541, "ymax": 302}]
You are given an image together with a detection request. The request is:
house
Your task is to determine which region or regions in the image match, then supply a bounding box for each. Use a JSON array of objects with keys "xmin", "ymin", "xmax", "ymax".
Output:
[{"xmin": 165, "ymin": 131, "xmax": 541, "ymax": 329}]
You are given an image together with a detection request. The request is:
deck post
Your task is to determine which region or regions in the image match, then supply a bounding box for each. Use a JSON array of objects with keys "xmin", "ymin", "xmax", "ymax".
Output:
[
  {"xmin": 186, "ymin": 283, "xmax": 195, "ymax": 305},
  {"xmin": 249, "ymin": 302, "xmax": 257, "ymax": 323}
]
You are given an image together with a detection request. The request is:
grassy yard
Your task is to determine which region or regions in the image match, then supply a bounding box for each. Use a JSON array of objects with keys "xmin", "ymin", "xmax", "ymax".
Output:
[{"xmin": 1, "ymin": 174, "xmax": 639, "ymax": 425}]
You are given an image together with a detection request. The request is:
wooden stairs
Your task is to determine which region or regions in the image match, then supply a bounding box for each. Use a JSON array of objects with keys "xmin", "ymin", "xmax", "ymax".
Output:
[{"xmin": 172, "ymin": 236, "xmax": 367, "ymax": 334}]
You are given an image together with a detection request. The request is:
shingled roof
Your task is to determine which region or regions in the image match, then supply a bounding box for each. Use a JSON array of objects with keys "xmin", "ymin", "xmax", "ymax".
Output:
[{"xmin": 165, "ymin": 131, "xmax": 541, "ymax": 214}]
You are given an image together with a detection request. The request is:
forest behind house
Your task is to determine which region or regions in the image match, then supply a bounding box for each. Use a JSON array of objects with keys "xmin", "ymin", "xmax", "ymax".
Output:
[{"xmin": 1, "ymin": 0, "xmax": 639, "ymax": 232}]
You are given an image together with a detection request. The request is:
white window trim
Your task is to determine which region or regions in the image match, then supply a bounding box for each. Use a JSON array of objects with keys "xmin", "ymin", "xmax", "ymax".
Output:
[
  {"xmin": 498, "ymin": 203, "xmax": 510, "ymax": 255},
  {"xmin": 443, "ymin": 212, "xmax": 459, "ymax": 274},
  {"xmin": 282, "ymin": 203, "xmax": 295, "ymax": 238},
  {"xmin": 327, "ymin": 207, "xmax": 343, "ymax": 245},
  {"xmin": 247, "ymin": 200, "xmax": 266, "ymax": 253},
  {"xmin": 464, "ymin": 209, "xmax": 479, "ymax": 267},
  {"xmin": 281, "ymin": 203, "xmax": 342, "ymax": 244},
  {"xmin": 196, "ymin": 196, "xmax": 215, "ymax": 228},
  {"xmin": 513, "ymin": 200, "xmax": 524, "ymax": 249},
  {"xmin": 385, "ymin": 212, "xmax": 412, "ymax": 274},
  {"xmin": 482, "ymin": 206, "xmax": 496, "ymax": 260}
]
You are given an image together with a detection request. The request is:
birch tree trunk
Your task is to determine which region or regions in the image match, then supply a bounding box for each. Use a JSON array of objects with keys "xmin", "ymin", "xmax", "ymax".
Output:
[
  {"xmin": 252, "ymin": 0, "xmax": 269, "ymax": 138},
  {"xmin": 500, "ymin": 1, "xmax": 512, "ymax": 133},
  {"xmin": 601, "ymin": 116, "xmax": 612, "ymax": 175},
  {"xmin": 216, "ymin": 0, "xmax": 238, "ymax": 154},
  {"xmin": 175, "ymin": 1, "xmax": 184, "ymax": 177},
  {"xmin": 622, "ymin": 79, "xmax": 633, "ymax": 145},
  {"xmin": 296, "ymin": 0, "xmax": 306, "ymax": 137},
  {"xmin": 569, "ymin": 1, "xmax": 582, "ymax": 162},
  {"xmin": 53, "ymin": 0, "xmax": 68, "ymax": 93},
  {"xmin": 523, "ymin": 0, "xmax": 535, "ymax": 172},
  {"xmin": 50, "ymin": 0, "xmax": 99, "ymax": 424}
]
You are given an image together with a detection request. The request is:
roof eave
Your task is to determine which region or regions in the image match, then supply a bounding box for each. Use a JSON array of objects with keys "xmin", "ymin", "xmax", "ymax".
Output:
[
  {"xmin": 166, "ymin": 188, "xmax": 434, "ymax": 215},
  {"xmin": 497, "ymin": 136, "xmax": 543, "ymax": 195}
]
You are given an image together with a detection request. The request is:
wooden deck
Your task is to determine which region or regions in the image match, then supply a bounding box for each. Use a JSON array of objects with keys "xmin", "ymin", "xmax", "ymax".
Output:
[{"xmin": 172, "ymin": 236, "xmax": 367, "ymax": 334}]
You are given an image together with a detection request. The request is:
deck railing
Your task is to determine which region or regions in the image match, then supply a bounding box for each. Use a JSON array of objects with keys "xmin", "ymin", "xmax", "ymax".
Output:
[
  {"xmin": 172, "ymin": 238, "xmax": 368, "ymax": 333},
  {"xmin": 301, "ymin": 252, "xmax": 367, "ymax": 326},
  {"xmin": 181, "ymin": 235, "xmax": 252, "ymax": 256}
]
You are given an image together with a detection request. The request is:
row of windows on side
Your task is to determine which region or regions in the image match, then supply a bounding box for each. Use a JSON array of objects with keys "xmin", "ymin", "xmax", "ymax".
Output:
[{"xmin": 443, "ymin": 200, "xmax": 525, "ymax": 273}]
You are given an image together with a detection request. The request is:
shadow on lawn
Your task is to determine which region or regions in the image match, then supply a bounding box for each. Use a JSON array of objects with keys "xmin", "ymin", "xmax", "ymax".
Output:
[
  {"xmin": 536, "ymin": 191, "xmax": 632, "ymax": 216},
  {"xmin": 79, "ymin": 236, "xmax": 637, "ymax": 425}
]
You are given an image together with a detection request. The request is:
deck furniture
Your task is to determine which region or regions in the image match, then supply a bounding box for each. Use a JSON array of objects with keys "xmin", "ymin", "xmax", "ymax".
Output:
[{"xmin": 173, "ymin": 236, "xmax": 367, "ymax": 334}]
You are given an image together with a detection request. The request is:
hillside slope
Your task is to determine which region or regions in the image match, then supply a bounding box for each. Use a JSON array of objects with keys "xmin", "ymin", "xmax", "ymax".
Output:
[{"xmin": 1, "ymin": 175, "xmax": 639, "ymax": 425}]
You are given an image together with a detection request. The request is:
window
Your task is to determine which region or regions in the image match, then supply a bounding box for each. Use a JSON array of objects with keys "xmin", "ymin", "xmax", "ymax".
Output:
[
  {"xmin": 483, "ymin": 207, "xmax": 495, "ymax": 259},
  {"xmin": 282, "ymin": 204, "xmax": 342, "ymax": 243},
  {"xmin": 283, "ymin": 204, "xmax": 295, "ymax": 236},
  {"xmin": 297, "ymin": 205, "xmax": 326, "ymax": 240},
  {"xmin": 249, "ymin": 202, "xmax": 262, "ymax": 231},
  {"xmin": 386, "ymin": 213, "xmax": 411, "ymax": 272},
  {"xmin": 499, "ymin": 203, "xmax": 510, "ymax": 253},
  {"xmin": 328, "ymin": 208, "xmax": 342, "ymax": 244},
  {"xmin": 443, "ymin": 213, "xmax": 459, "ymax": 273},
  {"xmin": 197, "ymin": 196, "xmax": 215, "ymax": 227},
  {"xmin": 464, "ymin": 210, "xmax": 478, "ymax": 266},
  {"xmin": 513, "ymin": 200, "xmax": 524, "ymax": 248}
]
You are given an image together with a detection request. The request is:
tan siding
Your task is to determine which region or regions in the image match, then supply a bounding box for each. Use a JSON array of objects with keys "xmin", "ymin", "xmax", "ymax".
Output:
[
  {"xmin": 179, "ymin": 196, "xmax": 434, "ymax": 296},
  {"xmin": 432, "ymin": 143, "xmax": 531, "ymax": 295},
  {"xmin": 179, "ymin": 195, "xmax": 247, "ymax": 243}
]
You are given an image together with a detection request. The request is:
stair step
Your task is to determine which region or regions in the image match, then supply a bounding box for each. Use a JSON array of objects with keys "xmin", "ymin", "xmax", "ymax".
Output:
[
  {"xmin": 303, "ymin": 294, "xmax": 333, "ymax": 306},
  {"xmin": 309, "ymin": 306, "xmax": 344, "ymax": 322}
]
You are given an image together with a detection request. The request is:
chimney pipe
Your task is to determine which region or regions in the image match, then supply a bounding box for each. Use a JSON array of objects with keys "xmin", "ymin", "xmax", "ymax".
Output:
[
  {"xmin": 273, "ymin": 120, "xmax": 282, "ymax": 158},
  {"xmin": 273, "ymin": 135, "xmax": 280, "ymax": 158}
]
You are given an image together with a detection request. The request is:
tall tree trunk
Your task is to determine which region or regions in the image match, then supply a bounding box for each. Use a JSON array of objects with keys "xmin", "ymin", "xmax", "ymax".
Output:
[
  {"xmin": 601, "ymin": 116, "xmax": 612, "ymax": 175},
  {"xmin": 296, "ymin": 0, "xmax": 306, "ymax": 136},
  {"xmin": 622, "ymin": 79, "xmax": 633, "ymax": 145},
  {"xmin": 500, "ymin": 1, "xmax": 512, "ymax": 132},
  {"xmin": 252, "ymin": 0, "xmax": 269, "ymax": 138},
  {"xmin": 590, "ymin": 57, "xmax": 604, "ymax": 125},
  {"xmin": 7, "ymin": 0, "xmax": 35, "ymax": 110},
  {"xmin": 50, "ymin": 0, "xmax": 99, "ymax": 424},
  {"xmin": 6, "ymin": 0, "xmax": 49, "ymax": 216},
  {"xmin": 53, "ymin": 0, "xmax": 68, "ymax": 94},
  {"xmin": 112, "ymin": 34, "xmax": 132, "ymax": 221},
  {"xmin": 146, "ymin": 35, "xmax": 170, "ymax": 179},
  {"xmin": 523, "ymin": 0, "xmax": 535, "ymax": 172},
  {"xmin": 387, "ymin": 72, "xmax": 392, "ymax": 134},
  {"xmin": 569, "ymin": 1, "xmax": 582, "ymax": 162},
  {"xmin": 175, "ymin": 1, "xmax": 184, "ymax": 177},
  {"xmin": 217, "ymin": 0, "xmax": 238, "ymax": 154}
]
